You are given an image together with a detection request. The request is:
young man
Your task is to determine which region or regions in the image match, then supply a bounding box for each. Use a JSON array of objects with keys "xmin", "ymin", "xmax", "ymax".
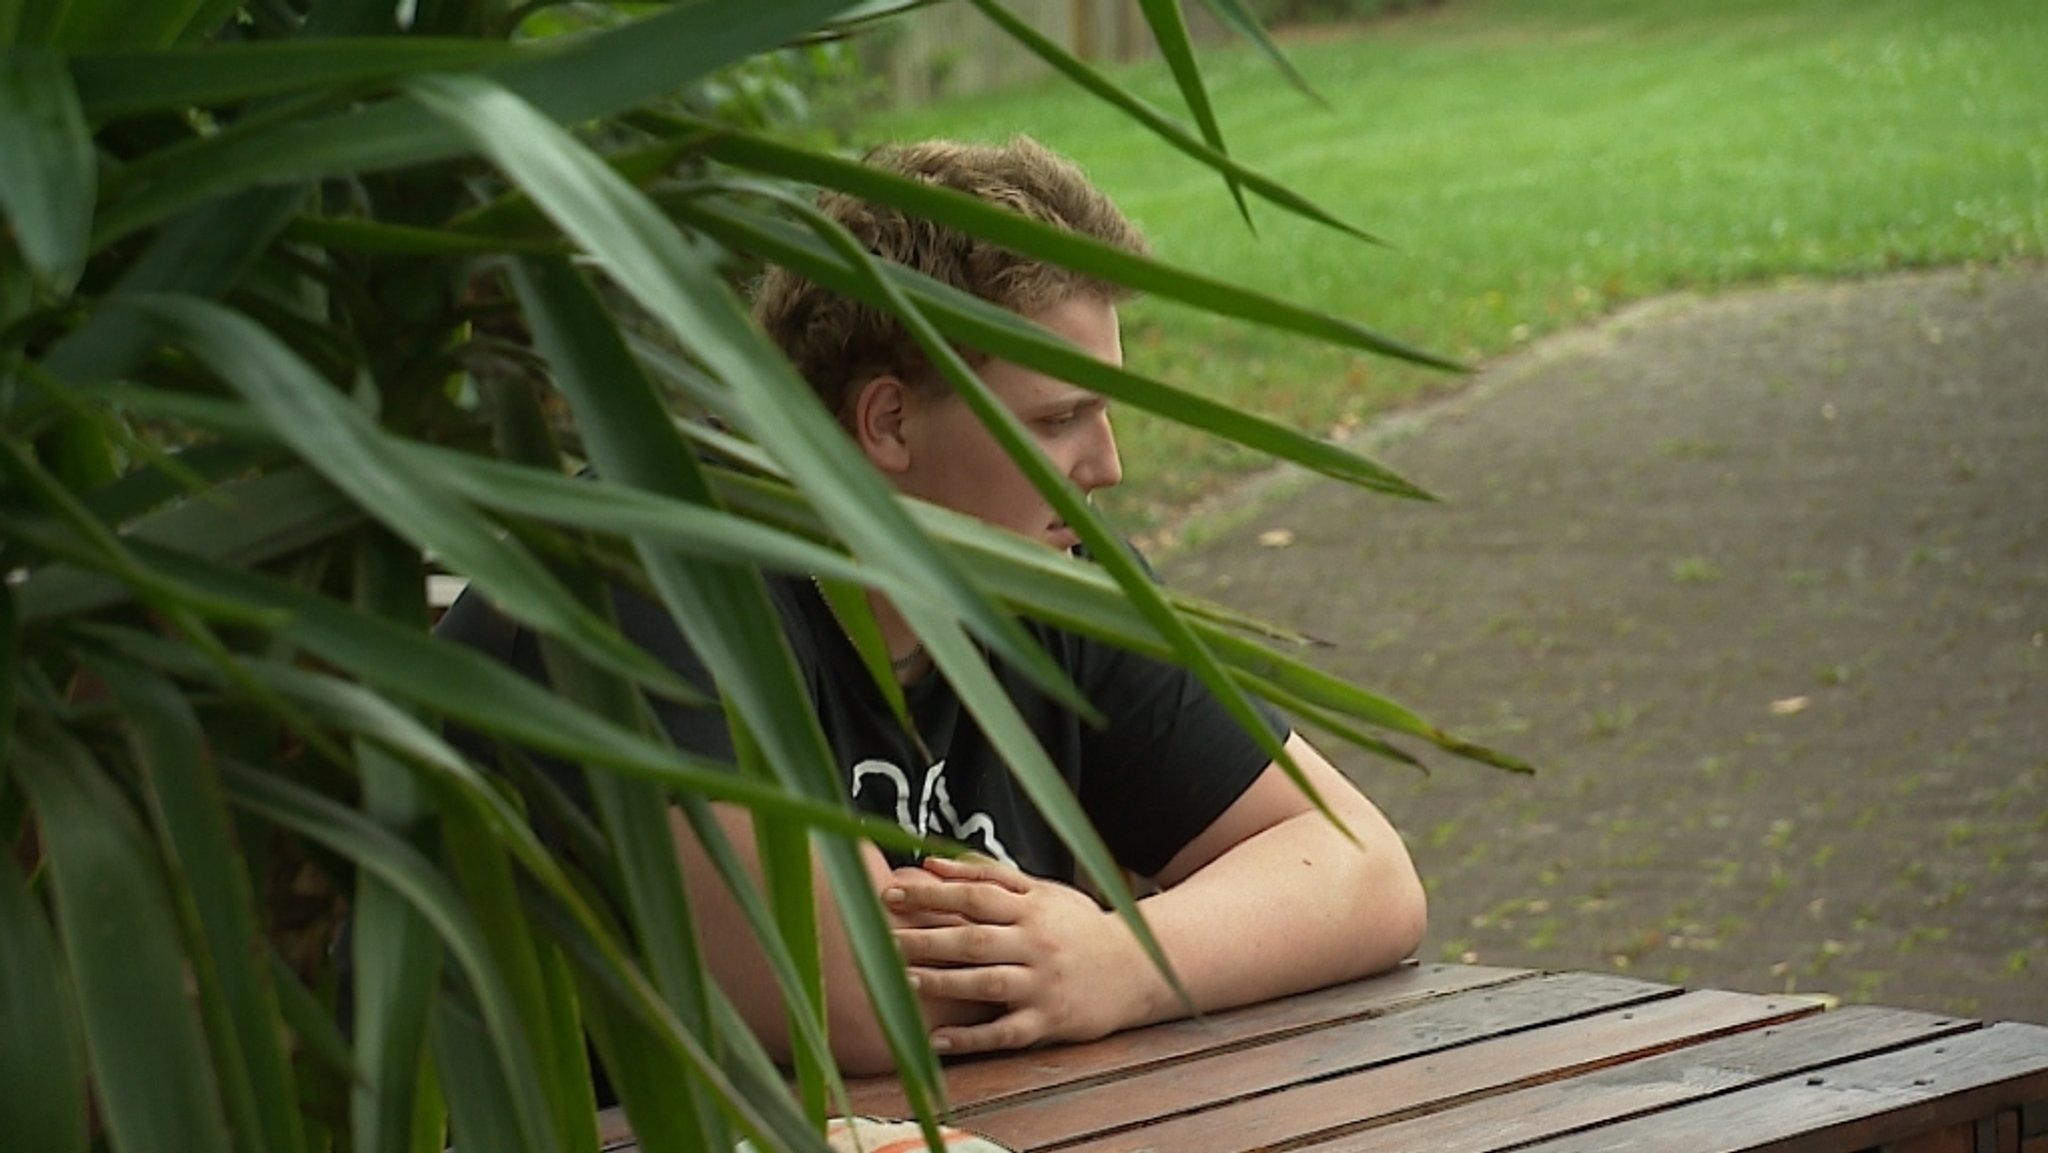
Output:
[{"xmin": 443, "ymin": 137, "xmax": 1425, "ymax": 1074}]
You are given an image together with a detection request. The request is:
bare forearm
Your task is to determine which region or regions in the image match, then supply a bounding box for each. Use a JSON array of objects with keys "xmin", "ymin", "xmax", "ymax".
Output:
[
  {"xmin": 1123, "ymin": 805, "xmax": 1425, "ymax": 1028},
  {"xmin": 669, "ymin": 806, "xmax": 875, "ymax": 1070},
  {"xmin": 893, "ymin": 760, "xmax": 1425, "ymax": 1055},
  {"xmin": 670, "ymin": 806, "xmax": 982, "ymax": 1074}
]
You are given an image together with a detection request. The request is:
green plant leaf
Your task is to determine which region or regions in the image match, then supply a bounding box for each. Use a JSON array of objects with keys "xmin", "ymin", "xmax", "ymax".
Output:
[
  {"xmin": 475, "ymin": 342, "xmax": 848, "ymax": 1129},
  {"xmin": 701, "ymin": 465, "xmax": 1524, "ymax": 773},
  {"xmin": 284, "ymin": 213, "xmax": 569, "ymax": 256},
  {"xmin": 1135, "ymin": 0, "xmax": 1251, "ymax": 229},
  {"xmin": 114, "ymin": 292, "xmax": 699, "ymax": 701},
  {"xmin": 547, "ymin": 646, "xmax": 732, "ymax": 1153},
  {"xmin": 91, "ymin": 0, "xmax": 855, "ymax": 243},
  {"xmin": 266, "ymin": 948, "xmax": 363, "ymax": 1090},
  {"xmin": 5, "ymin": 0, "xmax": 65, "ymax": 47},
  {"xmin": 441, "ymin": 804, "xmax": 597, "ymax": 1153},
  {"xmin": 172, "ymin": 0, "xmax": 243, "ymax": 44},
  {"xmin": 489, "ymin": 499, "xmax": 730, "ymax": 1151},
  {"xmin": 529, "ymin": 924, "xmax": 600, "ymax": 1153},
  {"xmin": 0, "ymin": 584, "xmax": 16, "ymax": 763},
  {"xmin": 102, "ymin": 542, "xmax": 923, "ymax": 850},
  {"xmin": 13, "ymin": 717, "xmax": 235, "ymax": 1153},
  {"xmin": 1240, "ymin": 682, "xmax": 1427, "ymax": 772},
  {"xmin": 1218, "ymin": 635, "xmax": 1533, "ymax": 773},
  {"xmin": 47, "ymin": 0, "xmax": 197, "ymax": 49},
  {"xmin": 811, "ymin": 572, "xmax": 916, "ymax": 738},
  {"xmin": 350, "ymin": 525, "xmax": 446, "ymax": 1153},
  {"xmin": 119, "ymin": 463, "xmax": 363, "ymax": 569},
  {"xmin": 404, "ymin": 445, "xmax": 883, "ymax": 591},
  {"xmin": 506, "ymin": 253, "xmax": 899, "ymax": 773},
  {"xmin": 964, "ymin": 0, "xmax": 1380, "ymax": 246},
  {"xmin": 77, "ymin": 618, "xmax": 879, "ymax": 1144},
  {"xmin": 0, "ymin": 46, "xmax": 93, "ymax": 293},
  {"xmin": 673, "ymin": 197, "xmax": 1443, "ymax": 495},
  {"xmin": 431, "ymin": 998, "xmax": 524, "ymax": 1153},
  {"xmin": 74, "ymin": 621, "xmax": 635, "ymax": 912},
  {"xmin": 773, "ymin": 188, "xmax": 1252, "ymax": 1001},
  {"xmin": 299, "ymin": 0, "xmax": 404, "ymax": 37},
  {"xmin": 221, "ymin": 762, "xmax": 556, "ymax": 1153},
  {"xmin": 69, "ymin": 38, "xmax": 521, "ymax": 117},
  {"xmin": 0, "ymin": 431, "xmax": 273, "ymax": 624},
  {"xmin": 550, "ymin": 898, "xmax": 835, "ymax": 1153},
  {"xmin": 1192, "ymin": 0, "xmax": 1321, "ymax": 102},
  {"xmin": 672, "ymin": 126, "xmax": 1449, "ymax": 371},
  {"xmin": 0, "ymin": 851, "xmax": 88, "ymax": 1153},
  {"xmin": 0, "ymin": 0, "xmax": 25, "ymax": 47},
  {"xmin": 85, "ymin": 654, "xmax": 308, "ymax": 1153},
  {"xmin": 67, "ymin": 437, "xmax": 281, "ymax": 530},
  {"xmin": 576, "ymin": 985, "xmax": 707, "ymax": 1153},
  {"xmin": 10, "ymin": 458, "xmax": 358, "ymax": 622},
  {"xmin": 705, "ymin": 994, "xmax": 850, "ymax": 1153},
  {"xmin": 44, "ymin": 186, "xmax": 307, "ymax": 388},
  {"xmin": 737, "ymin": 728, "xmax": 829, "ymax": 1121},
  {"xmin": 438, "ymin": 123, "xmax": 950, "ymax": 1097},
  {"xmin": 411, "ymin": 76, "xmax": 1081, "ymax": 715}
]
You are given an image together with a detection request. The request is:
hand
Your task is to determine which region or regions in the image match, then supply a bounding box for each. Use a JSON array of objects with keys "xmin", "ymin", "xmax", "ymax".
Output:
[
  {"xmin": 884, "ymin": 855, "xmax": 1153, "ymax": 1056},
  {"xmin": 878, "ymin": 864, "xmax": 1002, "ymax": 1033}
]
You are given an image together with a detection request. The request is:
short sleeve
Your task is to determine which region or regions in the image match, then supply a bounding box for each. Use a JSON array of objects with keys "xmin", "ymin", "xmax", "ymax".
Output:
[
  {"xmin": 603, "ymin": 585, "xmax": 739, "ymax": 763},
  {"xmin": 1071, "ymin": 639, "xmax": 1291, "ymax": 878},
  {"xmin": 432, "ymin": 583, "xmax": 744, "ymax": 822}
]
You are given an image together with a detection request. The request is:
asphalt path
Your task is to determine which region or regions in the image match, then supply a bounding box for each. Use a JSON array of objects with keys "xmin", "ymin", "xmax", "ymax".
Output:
[{"xmin": 1167, "ymin": 265, "xmax": 2048, "ymax": 1024}]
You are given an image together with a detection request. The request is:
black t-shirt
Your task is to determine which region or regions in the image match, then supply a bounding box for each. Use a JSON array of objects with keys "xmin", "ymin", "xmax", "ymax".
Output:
[{"xmin": 438, "ymin": 571, "xmax": 1287, "ymax": 883}]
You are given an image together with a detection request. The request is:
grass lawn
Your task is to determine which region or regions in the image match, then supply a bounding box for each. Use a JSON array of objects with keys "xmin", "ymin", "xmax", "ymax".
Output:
[{"xmin": 859, "ymin": 0, "xmax": 2047, "ymax": 541}]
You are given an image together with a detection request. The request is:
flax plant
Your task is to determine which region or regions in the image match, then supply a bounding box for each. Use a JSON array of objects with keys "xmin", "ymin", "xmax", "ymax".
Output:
[{"xmin": 0, "ymin": 2, "xmax": 1522, "ymax": 1151}]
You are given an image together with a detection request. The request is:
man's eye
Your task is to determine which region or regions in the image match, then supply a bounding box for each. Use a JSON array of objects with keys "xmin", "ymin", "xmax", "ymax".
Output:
[{"xmin": 1036, "ymin": 412, "xmax": 1080, "ymax": 430}]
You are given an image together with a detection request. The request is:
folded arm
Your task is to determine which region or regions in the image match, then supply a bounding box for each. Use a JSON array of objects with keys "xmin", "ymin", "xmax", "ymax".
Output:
[
  {"xmin": 674, "ymin": 732, "xmax": 1424, "ymax": 1068},
  {"xmin": 889, "ymin": 733, "xmax": 1427, "ymax": 1055},
  {"xmin": 668, "ymin": 805, "xmax": 992, "ymax": 1075}
]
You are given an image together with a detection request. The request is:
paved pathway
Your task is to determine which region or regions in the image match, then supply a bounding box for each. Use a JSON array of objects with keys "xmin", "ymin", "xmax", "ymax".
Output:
[{"xmin": 1168, "ymin": 265, "xmax": 2048, "ymax": 1023}]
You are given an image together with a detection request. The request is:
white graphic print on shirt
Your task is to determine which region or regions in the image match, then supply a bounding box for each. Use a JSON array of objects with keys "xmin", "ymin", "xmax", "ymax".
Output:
[{"xmin": 850, "ymin": 757, "xmax": 1016, "ymax": 867}]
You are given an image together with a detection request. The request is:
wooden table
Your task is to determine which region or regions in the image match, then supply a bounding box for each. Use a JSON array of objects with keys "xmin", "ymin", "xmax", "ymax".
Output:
[{"xmin": 824, "ymin": 963, "xmax": 2048, "ymax": 1153}]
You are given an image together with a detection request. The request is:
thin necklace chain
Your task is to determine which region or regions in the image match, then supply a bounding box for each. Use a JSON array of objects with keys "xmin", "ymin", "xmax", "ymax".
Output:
[{"xmin": 811, "ymin": 577, "xmax": 926, "ymax": 673}]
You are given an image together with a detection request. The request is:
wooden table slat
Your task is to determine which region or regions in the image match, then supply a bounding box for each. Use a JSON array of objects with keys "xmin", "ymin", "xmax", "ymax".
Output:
[
  {"xmin": 602, "ymin": 967, "xmax": 2048, "ymax": 1153},
  {"xmin": 847, "ymin": 962, "xmax": 1537, "ymax": 1118},
  {"xmin": 959, "ymin": 971, "xmax": 1674, "ymax": 1149},
  {"xmin": 1028, "ymin": 987, "xmax": 1815, "ymax": 1153},
  {"xmin": 1501, "ymin": 1021, "xmax": 2048, "ymax": 1153},
  {"xmin": 1319, "ymin": 1005, "xmax": 1985, "ymax": 1153}
]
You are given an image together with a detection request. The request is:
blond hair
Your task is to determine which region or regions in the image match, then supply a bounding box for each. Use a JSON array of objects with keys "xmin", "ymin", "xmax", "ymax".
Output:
[{"xmin": 752, "ymin": 136, "xmax": 1148, "ymax": 415}]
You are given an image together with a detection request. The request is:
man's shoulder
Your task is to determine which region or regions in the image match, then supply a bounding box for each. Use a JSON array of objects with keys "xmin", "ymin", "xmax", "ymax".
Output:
[{"xmin": 433, "ymin": 569, "xmax": 821, "ymax": 669}]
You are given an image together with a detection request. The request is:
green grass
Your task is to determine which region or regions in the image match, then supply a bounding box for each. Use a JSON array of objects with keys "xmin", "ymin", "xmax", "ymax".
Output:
[{"xmin": 860, "ymin": 0, "xmax": 2047, "ymax": 538}]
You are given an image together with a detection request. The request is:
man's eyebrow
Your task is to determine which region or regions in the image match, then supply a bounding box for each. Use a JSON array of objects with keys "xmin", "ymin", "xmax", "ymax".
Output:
[{"xmin": 1024, "ymin": 393, "xmax": 1108, "ymax": 416}]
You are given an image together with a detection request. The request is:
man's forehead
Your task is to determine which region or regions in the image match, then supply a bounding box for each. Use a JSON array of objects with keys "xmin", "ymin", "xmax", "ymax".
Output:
[{"xmin": 1007, "ymin": 378, "xmax": 1106, "ymax": 409}]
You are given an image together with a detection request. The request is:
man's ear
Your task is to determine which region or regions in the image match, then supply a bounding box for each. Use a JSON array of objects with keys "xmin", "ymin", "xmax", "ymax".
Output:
[{"xmin": 847, "ymin": 374, "xmax": 914, "ymax": 473}]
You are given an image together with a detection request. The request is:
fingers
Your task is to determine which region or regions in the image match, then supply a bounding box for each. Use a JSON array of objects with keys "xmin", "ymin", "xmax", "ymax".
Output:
[
  {"xmin": 884, "ymin": 873, "xmax": 1024, "ymax": 925},
  {"xmin": 908, "ymin": 961, "xmax": 1032, "ymax": 1006},
  {"xmin": 894, "ymin": 922, "xmax": 1015, "ymax": 967},
  {"xmin": 919, "ymin": 854, "xmax": 1032, "ymax": 891},
  {"xmin": 929, "ymin": 1008, "xmax": 1043, "ymax": 1056},
  {"xmin": 888, "ymin": 907, "xmax": 965, "ymax": 930}
]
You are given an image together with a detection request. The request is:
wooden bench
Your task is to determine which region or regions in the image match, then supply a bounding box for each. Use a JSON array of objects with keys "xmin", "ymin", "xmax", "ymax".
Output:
[{"xmin": 603, "ymin": 963, "xmax": 2048, "ymax": 1152}]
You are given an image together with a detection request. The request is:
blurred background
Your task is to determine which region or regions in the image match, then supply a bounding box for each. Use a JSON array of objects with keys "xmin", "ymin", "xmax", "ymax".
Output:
[{"xmin": 773, "ymin": 0, "xmax": 2047, "ymax": 1022}]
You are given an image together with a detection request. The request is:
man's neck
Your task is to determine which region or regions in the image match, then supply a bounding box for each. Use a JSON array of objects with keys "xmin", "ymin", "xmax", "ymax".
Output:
[{"xmin": 865, "ymin": 591, "xmax": 931, "ymax": 683}]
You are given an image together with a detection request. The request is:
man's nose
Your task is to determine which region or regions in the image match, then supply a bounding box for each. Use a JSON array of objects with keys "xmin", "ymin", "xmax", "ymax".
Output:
[{"xmin": 1074, "ymin": 415, "xmax": 1122, "ymax": 492}]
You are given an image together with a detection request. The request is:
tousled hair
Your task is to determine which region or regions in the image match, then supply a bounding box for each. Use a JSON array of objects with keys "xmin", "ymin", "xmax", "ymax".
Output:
[{"xmin": 751, "ymin": 135, "xmax": 1148, "ymax": 416}]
